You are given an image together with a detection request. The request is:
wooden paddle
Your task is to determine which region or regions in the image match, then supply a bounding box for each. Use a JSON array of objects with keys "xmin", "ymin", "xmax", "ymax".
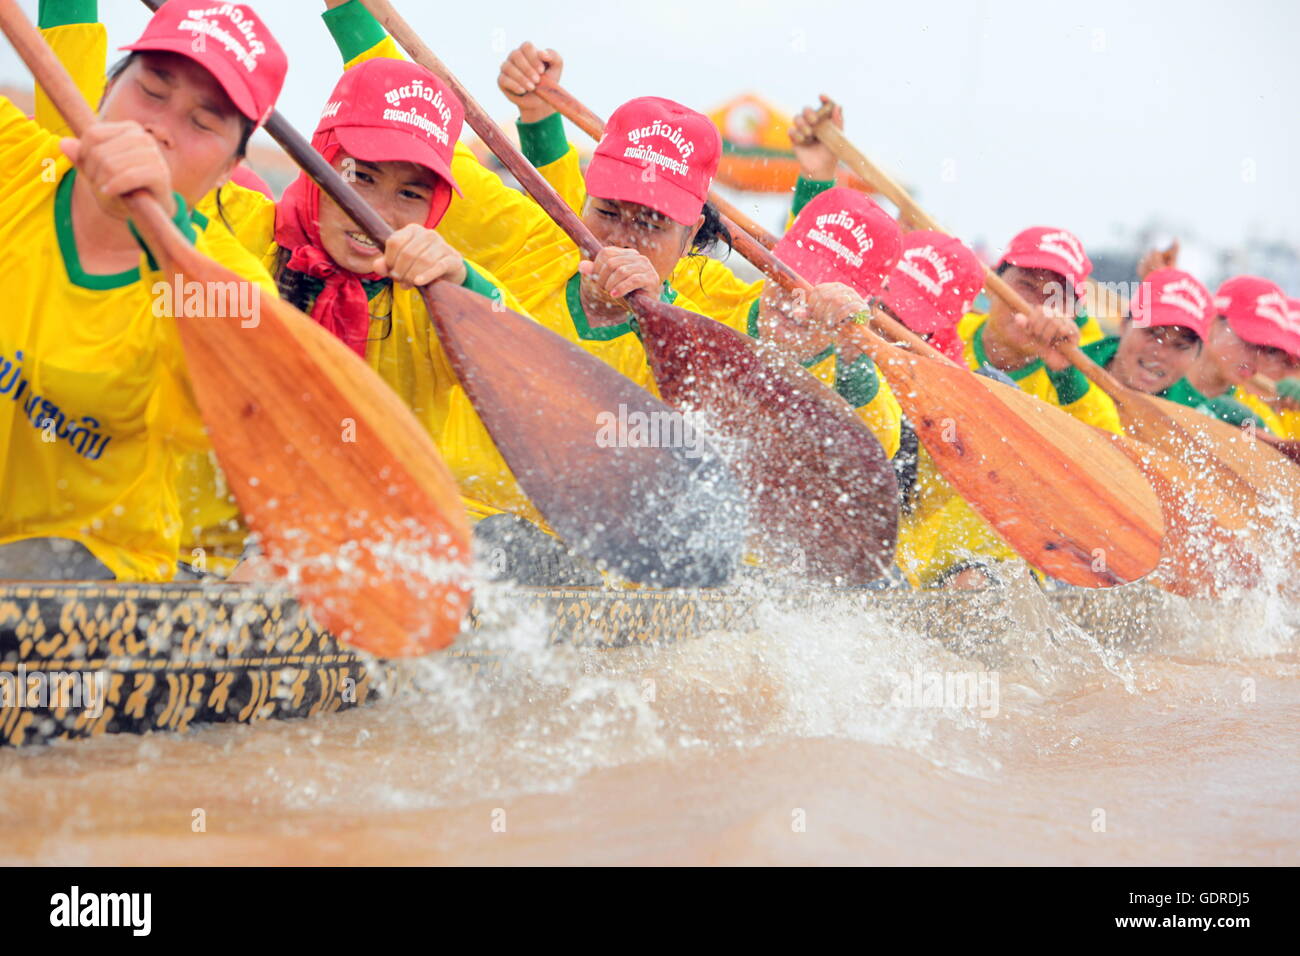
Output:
[
  {"xmin": 0, "ymin": 0, "xmax": 474, "ymax": 657},
  {"xmin": 809, "ymin": 108, "xmax": 1300, "ymax": 501},
  {"xmin": 360, "ymin": 0, "xmax": 902, "ymax": 586}
]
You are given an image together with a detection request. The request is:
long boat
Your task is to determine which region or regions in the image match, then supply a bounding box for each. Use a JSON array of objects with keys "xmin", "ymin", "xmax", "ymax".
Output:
[{"xmin": 0, "ymin": 578, "xmax": 1233, "ymax": 747}]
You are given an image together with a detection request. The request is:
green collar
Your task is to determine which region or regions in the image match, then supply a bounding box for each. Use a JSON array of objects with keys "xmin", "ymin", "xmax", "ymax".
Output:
[
  {"xmin": 564, "ymin": 273, "xmax": 679, "ymax": 342},
  {"xmin": 55, "ymin": 170, "xmax": 141, "ymax": 290},
  {"xmin": 972, "ymin": 320, "xmax": 1043, "ymax": 382}
]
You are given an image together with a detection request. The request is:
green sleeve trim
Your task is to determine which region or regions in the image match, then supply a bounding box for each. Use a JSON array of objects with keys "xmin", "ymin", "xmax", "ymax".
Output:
[
  {"xmin": 1046, "ymin": 365, "xmax": 1091, "ymax": 407},
  {"xmin": 746, "ymin": 299, "xmax": 760, "ymax": 339},
  {"xmin": 128, "ymin": 193, "xmax": 197, "ymax": 270},
  {"xmin": 659, "ymin": 281, "xmax": 678, "ymax": 305},
  {"xmin": 322, "ymin": 0, "xmax": 388, "ymax": 65},
  {"xmin": 38, "ymin": 0, "xmax": 96, "ymax": 29},
  {"xmin": 835, "ymin": 352, "xmax": 881, "ymax": 408},
  {"xmin": 791, "ymin": 175, "xmax": 835, "ymax": 217},
  {"xmin": 517, "ymin": 113, "xmax": 569, "ymax": 168},
  {"xmin": 461, "ymin": 261, "xmax": 502, "ymax": 304}
]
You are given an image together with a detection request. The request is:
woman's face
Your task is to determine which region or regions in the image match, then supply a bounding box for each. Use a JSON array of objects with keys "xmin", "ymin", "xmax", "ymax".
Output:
[
  {"xmin": 1111, "ymin": 323, "xmax": 1201, "ymax": 393},
  {"xmin": 582, "ymin": 196, "xmax": 699, "ymax": 281},
  {"xmin": 100, "ymin": 52, "xmax": 244, "ymax": 206},
  {"xmin": 1203, "ymin": 318, "xmax": 1263, "ymax": 387},
  {"xmin": 316, "ymin": 153, "xmax": 437, "ymax": 274}
]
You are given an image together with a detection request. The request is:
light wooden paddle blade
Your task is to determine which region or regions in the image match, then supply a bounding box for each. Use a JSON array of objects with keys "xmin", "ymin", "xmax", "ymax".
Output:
[
  {"xmin": 423, "ymin": 284, "xmax": 746, "ymax": 587},
  {"xmin": 846, "ymin": 329, "xmax": 1161, "ymax": 585},
  {"xmin": 631, "ymin": 297, "xmax": 899, "ymax": 585},
  {"xmin": 1151, "ymin": 395, "xmax": 1300, "ymax": 499},
  {"xmin": 1101, "ymin": 431, "xmax": 1261, "ymax": 597},
  {"xmin": 173, "ymin": 259, "xmax": 473, "ymax": 658}
]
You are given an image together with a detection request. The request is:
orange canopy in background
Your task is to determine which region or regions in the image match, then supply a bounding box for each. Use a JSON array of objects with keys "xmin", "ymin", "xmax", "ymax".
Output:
[{"xmin": 709, "ymin": 93, "xmax": 875, "ymax": 195}]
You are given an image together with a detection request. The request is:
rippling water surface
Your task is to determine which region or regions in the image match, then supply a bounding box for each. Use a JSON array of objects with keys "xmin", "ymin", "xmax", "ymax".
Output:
[{"xmin": 2, "ymin": 561, "xmax": 1296, "ymax": 866}]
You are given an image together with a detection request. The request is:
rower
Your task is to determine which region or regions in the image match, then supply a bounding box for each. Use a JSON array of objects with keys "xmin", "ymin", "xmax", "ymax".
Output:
[
  {"xmin": 1173, "ymin": 276, "xmax": 1297, "ymax": 432},
  {"xmin": 1079, "ymin": 268, "xmax": 1214, "ymax": 395},
  {"xmin": 956, "ymin": 226, "xmax": 1122, "ymax": 434},
  {"xmin": 0, "ymin": 0, "xmax": 287, "ymax": 581}
]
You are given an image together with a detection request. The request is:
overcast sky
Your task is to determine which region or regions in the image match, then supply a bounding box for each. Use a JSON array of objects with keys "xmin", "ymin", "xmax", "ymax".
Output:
[{"xmin": 3, "ymin": 0, "xmax": 1296, "ymax": 280}]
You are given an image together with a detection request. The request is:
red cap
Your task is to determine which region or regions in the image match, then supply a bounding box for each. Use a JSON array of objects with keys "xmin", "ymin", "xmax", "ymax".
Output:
[
  {"xmin": 1129, "ymin": 268, "xmax": 1213, "ymax": 340},
  {"xmin": 315, "ymin": 58, "xmax": 462, "ymax": 205},
  {"xmin": 771, "ymin": 188, "xmax": 901, "ymax": 297},
  {"xmin": 880, "ymin": 230, "xmax": 983, "ymax": 334},
  {"xmin": 122, "ymin": 1, "xmax": 286, "ymax": 126},
  {"xmin": 1214, "ymin": 276, "xmax": 1300, "ymax": 359},
  {"xmin": 996, "ymin": 226, "xmax": 1092, "ymax": 299},
  {"xmin": 585, "ymin": 97, "xmax": 721, "ymax": 226}
]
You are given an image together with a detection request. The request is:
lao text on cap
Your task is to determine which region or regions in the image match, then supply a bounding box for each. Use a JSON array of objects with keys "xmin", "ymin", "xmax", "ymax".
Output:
[
  {"xmin": 881, "ymin": 230, "xmax": 983, "ymax": 334},
  {"xmin": 316, "ymin": 58, "xmax": 464, "ymax": 202},
  {"xmin": 585, "ymin": 96, "xmax": 722, "ymax": 226},
  {"xmin": 771, "ymin": 187, "xmax": 902, "ymax": 298},
  {"xmin": 1214, "ymin": 275, "xmax": 1300, "ymax": 360},
  {"xmin": 1129, "ymin": 268, "xmax": 1213, "ymax": 340},
  {"xmin": 996, "ymin": 226, "xmax": 1092, "ymax": 300}
]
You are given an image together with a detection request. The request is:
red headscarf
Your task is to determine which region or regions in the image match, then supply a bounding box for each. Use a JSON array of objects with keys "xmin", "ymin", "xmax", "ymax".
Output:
[{"xmin": 273, "ymin": 131, "xmax": 385, "ymax": 358}]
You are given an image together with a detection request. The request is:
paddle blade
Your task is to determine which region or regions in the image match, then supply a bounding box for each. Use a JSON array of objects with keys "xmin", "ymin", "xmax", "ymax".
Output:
[
  {"xmin": 631, "ymin": 297, "xmax": 899, "ymax": 586},
  {"xmin": 1102, "ymin": 432, "xmax": 1261, "ymax": 597},
  {"xmin": 423, "ymin": 283, "xmax": 746, "ymax": 587},
  {"xmin": 847, "ymin": 332, "xmax": 1161, "ymax": 585},
  {"xmin": 169, "ymin": 263, "xmax": 473, "ymax": 658}
]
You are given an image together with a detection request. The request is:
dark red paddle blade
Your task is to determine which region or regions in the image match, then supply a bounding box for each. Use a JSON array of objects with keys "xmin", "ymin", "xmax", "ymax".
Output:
[
  {"xmin": 630, "ymin": 296, "xmax": 899, "ymax": 585},
  {"xmin": 423, "ymin": 283, "xmax": 746, "ymax": 587}
]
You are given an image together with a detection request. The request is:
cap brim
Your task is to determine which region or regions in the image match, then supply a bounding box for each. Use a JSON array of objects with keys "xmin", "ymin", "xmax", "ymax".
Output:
[
  {"xmin": 585, "ymin": 156, "xmax": 701, "ymax": 226},
  {"xmin": 880, "ymin": 281, "xmax": 949, "ymax": 334},
  {"xmin": 1229, "ymin": 315, "xmax": 1300, "ymax": 359},
  {"xmin": 998, "ymin": 250, "xmax": 1084, "ymax": 296},
  {"xmin": 333, "ymin": 125, "xmax": 461, "ymax": 196},
  {"xmin": 121, "ymin": 38, "xmax": 260, "ymax": 122}
]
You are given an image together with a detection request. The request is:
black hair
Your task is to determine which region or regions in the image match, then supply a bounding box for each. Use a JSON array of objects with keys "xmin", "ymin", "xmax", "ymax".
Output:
[
  {"xmin": 680, "ymin": 201, "xmax": 733, "ymax": 286},
  {"xmin": 272, "ymin": 246, "xmax": 394, "ymax": 344},
  {"xmin": 689, "ymin": 201, "xmax": 732, "ymax": 258}
]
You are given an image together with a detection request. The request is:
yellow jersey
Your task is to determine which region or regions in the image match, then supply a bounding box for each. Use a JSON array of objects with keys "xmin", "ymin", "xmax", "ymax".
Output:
[{"xmin": 0, "ymin": 95, "xmax": 276, "ymax": 580}]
